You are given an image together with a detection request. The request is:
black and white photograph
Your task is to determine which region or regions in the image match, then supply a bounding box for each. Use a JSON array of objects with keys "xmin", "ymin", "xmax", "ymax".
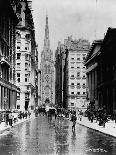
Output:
[{"xmin": 0, "ymin": 0, "xmax": 116, "ymax": 154}]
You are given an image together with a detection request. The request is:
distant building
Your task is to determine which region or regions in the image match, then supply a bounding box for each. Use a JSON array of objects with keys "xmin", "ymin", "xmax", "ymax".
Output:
[
  {"xmin": 0, "ymin": 0, "xmax": 19, "ymax": 110},
  {"xmin": 15, "ymin": 0, "xmax": 38, "ymax": 111},
  {"xmin": 66, "ymin": 37, "xmax": 90, "ymax": 109},
  {"xmin": 40, "ymin": 15, "xmax": 55, "ymax": 106},
  {"xmin": 55, "ymin": 37, "xmax": 90, "ymax": 110},
  {"xmin": 55, "ymin": 42, "xmax": 68, "ymax": 108}
]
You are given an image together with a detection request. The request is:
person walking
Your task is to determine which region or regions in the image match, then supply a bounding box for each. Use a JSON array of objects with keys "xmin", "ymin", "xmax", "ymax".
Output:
[
  {"xmin": 71, "ymin": 113, "xmax": 77, "ymax": 131},
  {"xmin": 9, "ymin": 112, "xmax": 13, "ymax": 127}
]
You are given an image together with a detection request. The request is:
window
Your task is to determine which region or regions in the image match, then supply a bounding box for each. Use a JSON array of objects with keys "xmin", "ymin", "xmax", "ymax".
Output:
[
  {"xmin": 83, "ymin": 57, "xmax": 86, "ymax": 60},
  {"xmin": 71, "ymin": 92, "xmax": 74, "ymax": 94},
  {"xmin": 25, "ymin": 63, "xmax": 28, "ymax": 71},
  {"xmin": 17, "ymin": 93, "xmax": 20, "ymax": 100},
  {"xmin": 25, "ymin": 54, "xmax": 29, "ymax": 61},
  {"xmin": 71, "ymin": 103, "xmax": 74, "ymax": 106},
  {"xmin": 17, "ymin": 105, "xmax": 20, "ymax": 109},
  {"xmin": 71, "ymin": 96, "xmax": 75, "ymax": 99},
  {"xmin": 25, "ymin": 93, "xmax": 29, "ymax": 99},
  {"xmin": 71, "ymin": 74, "xmax": 74, "ymax": 78},
  {"xmin": 25, "ymin": 74, "xmax": 28, "ymax": 82},
  {"xmin": 77, "ymin": 92, "xmax": 80, "ymax": 95},
  {"xmin": 83, "ymin": 54, "xmax": 86, "ymax": 60},
  {"xmin": 71, "ymin": 66, "xmax": 74, "ymax": 68},
  {"xmin": 17, "ymin": 73, "xmax": 20, "ymax": 82},
  {"xmin": 17, "ymin": 53, "xmax": 21, "ymax": 59},
  {"xmin": 71, "ymin": 83, "xmax": 74, "ymax": 85},
  {"xmin": 83, "ymin": 92, "xmax": 86, "ymax": 95},
  {"xmin": 77, "ymin": 66, "xmax": 80, "ymax": 69},
  {"xmin": 17, "ymin": 42, "xmax": 21, "ymax": 50},
  {"xmin": 25, "ymin": 34, "xmax": 30, "ymax": 40},
  {"xmin": 77, "ymin": 57, "xmax": 80, "ymax": 60},
  {"xmin": 77, "ymin": 83, "xmax": 80, "ymax": 89},
  {"xmin": 25, "ymin": 43, "xmax": 29, "ymax": 50},
  {"xmin": 27, "ymin": 86, "xmax": 29, "ymax": 90},
  {"xmin": 82, "ymin": 75, "xmax": 86, "ymax": 79},
  {"xmin": 17, "ymin": 63, "xmax": 20, "ymax": 68},
  {"xmin": 16, "ymin": 32, "xmax": 21, "ymax": 40},
  {"xmin": 77, "ymin": 72, "xmax": 80, "ymax": 77},
  {"xmin": 71, "ymin": 57, "xmax": 74, "ymax": 60},
  {"xmin": 83, "ymin": 83, "xmax": 86, "ymax": 89}
]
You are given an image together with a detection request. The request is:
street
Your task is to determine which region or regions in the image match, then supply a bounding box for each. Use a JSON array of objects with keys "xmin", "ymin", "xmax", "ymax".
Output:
[{"xmin": 0, "ymin": 115, "xmax": 116, "ymax": 155}]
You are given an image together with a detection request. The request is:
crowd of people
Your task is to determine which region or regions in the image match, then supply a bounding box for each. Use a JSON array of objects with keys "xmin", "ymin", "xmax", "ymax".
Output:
[
  {"xmin": 0, "ymin": 110, "xmax": 31, "ymax": 127},
  {"xmin": 85, "ymin": 104, "xmax": 112, "ymax": 128}
]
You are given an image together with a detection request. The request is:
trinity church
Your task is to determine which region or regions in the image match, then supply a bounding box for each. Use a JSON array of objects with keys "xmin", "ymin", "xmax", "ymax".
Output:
[{"xmin": 40, "ymin": 15, "xmax": 55, "ymax": 106}]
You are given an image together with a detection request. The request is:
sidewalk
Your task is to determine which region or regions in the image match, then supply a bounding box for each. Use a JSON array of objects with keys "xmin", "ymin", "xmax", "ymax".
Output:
[
  {"xmin": 0, "ymin": 113, "xmax": 35, "ymax": 134},
  {"xmin": 76, "ymin": 116, "xmax": 116, "ymax": 138}
]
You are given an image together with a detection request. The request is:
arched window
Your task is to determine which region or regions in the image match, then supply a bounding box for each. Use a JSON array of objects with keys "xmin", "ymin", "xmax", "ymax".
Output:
[
  {"xmin": 16, "ymin": 31, "xmax": 21, "ymax": 39},
  {"xmin": 16, "ymin": 3, "xmax": 22, "ymax": 14}
]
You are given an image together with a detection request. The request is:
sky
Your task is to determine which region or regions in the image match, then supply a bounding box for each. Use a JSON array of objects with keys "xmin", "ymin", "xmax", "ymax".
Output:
[{"xmin": 32, "ymin": 0, "xmax": 116, "ymax": 65}]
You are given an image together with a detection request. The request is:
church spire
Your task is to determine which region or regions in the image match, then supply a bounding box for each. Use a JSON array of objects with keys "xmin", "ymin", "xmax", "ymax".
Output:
[{"xmin": 44, "ymin": 15, "xmax": 50, "ymax": 49}]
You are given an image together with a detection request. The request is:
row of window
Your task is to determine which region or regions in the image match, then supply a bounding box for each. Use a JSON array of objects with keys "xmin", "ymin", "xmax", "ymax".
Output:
[
  {"xmin": 16, "ymin": 53, "xmax": 30, "ymax": 60},
  {"xmin": 70, "ymin": 92, "xmax": 86, "ymax": 95},
  {"xmin": 17, "ymin": 62, "xmax": 30, "ymax": 70},
  {"xmin": 70, "ymin": 66, "xmax": 86, "ymax": 69},
  {"xmin": 17, "ymin": 93, "xmax": 29, "ymax": 100},
  {"xmin": 17, "ymin": 73, "xmax": 29, "ymax": 82},
  {"xmin": 71, "ymin": 56, "xmax": 86, "ymax": 61},
  {"xmin": 70, "ymin": 83, "xmax": 86, "ymax": 86},
  {"xmin": 16, "ymin": 31, "xmax": 30, "ymax": 40},
  {"xmin": 17, "ymin": 42, "xmax": 29, "ymax": 51},
  {"xmin": 70, "ymin": 75, "xmax": 86, "ymax": 79}
]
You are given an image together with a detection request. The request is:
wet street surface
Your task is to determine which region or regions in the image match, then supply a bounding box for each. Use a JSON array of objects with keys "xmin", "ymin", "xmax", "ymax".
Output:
[{"xmin": 0, "ymin": 116, "xmax": 116, "ymax": 155}]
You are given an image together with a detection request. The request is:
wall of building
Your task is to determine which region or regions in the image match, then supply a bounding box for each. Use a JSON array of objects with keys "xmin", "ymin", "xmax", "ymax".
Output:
[{"xmin": 0, "ymin": 1, "xmax": 19, "ymax": 111}]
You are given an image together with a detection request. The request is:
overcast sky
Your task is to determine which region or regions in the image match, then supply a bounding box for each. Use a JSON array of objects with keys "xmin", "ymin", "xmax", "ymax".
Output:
[{"xmin": 32, "ymin": 0, "xmax": 116, "ymax": 64}]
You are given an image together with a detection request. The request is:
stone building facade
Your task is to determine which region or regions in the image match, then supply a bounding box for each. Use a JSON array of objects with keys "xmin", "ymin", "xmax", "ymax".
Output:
[
  {"xmin": 55, "ymin": 36, "xmax": 90, "ymax": 110},
  {"xmin": 0, "ymin": 0, "xmax": 19, "ymax": 111},
  {"xmin": 15, "ymin": 0, "xmax": 38, "ymax": 111},
  {"xmin": 85, "ymin": 27, "xmax": 116, "ymax": 115}
]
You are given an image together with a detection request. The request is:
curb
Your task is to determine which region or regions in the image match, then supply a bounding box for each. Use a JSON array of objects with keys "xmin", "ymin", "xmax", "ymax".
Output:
[
  {"xmin": 0, "ymin": 116, "xmax": 35, "ymax": 135},
  {"xmin": 76, "ymin": 120, "xmax": 116, "ymax": 139}
]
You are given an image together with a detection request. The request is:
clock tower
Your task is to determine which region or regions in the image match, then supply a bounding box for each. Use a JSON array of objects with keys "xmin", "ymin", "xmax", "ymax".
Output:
[{"xmin": 40, "ymin": 15, "xmax": 55, "ymax": 106}]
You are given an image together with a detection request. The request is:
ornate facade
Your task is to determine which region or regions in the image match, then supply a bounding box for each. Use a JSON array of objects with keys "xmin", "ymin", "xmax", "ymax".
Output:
[
  {"xmin": 15, "ymin": 0, "xmax": 38, "ymax": 111},
  {"xmin": 41, "ymin": 16, "xmax": 55, "ymax": 106}
]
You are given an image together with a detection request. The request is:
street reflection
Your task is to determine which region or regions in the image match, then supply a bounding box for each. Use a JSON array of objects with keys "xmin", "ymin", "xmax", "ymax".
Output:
[{"xmin": 0, "ymin": 116, "xmax": 116, "ymax": 154}]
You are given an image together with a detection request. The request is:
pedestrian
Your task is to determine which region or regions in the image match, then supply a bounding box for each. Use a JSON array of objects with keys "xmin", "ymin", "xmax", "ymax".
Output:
[
  {"xmin": 79, "ymin": 110, "xmax": 83, "ymax": 121},
  {"xmin": 71, "ymin": 114, "xmax": 77, "ymax": 131},
  {"xmin": 55, "ymin": 110, "xmax": 57, "ymax": 119},
  {"xmin": 9, "ymin": 112, "xmax": 13, "ymax": 127}
]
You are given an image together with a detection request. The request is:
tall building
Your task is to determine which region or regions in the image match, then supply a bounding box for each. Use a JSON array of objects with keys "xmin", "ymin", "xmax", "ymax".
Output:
[
  {"xmin": 41, "ymin": 15, "xmax": 55, "ymax": 106},
  {"xmin": 0, "ymin": 0, "xmax": 19, "ymax": 111},
  {"xmin": 15, "ymin": 0, "xmax": 38, "ymax": 111},
  {"xmin": 66, "ymin": 37, "xmax": 90, "ymax": 109},
  {"xmin": 55, "ymin": 36, "xmax": 90, "ymax": 110},
  {"xmin": 55, "ymin": 42, "xmax": 68, "ymax": 108}
]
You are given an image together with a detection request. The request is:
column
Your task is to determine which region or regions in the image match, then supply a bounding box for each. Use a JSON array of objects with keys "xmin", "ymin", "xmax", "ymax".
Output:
[
  {"xmin": 88, "ymin": 72, "xmax": 92, "ymax": 101},
  {"xmin": 0, "ymin": 85, "xmax": 1, "ymax": 110},
  {"xmin": 1, "ymin": 86, "xmax": 4, "ymax": 110},
  {"xmin": 94, "ymin": 69, "xmax": 97, "ymax": 99},
  {"xmin": 10, "ymin": 90, "xmax": 13, "ymax": 110}
]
